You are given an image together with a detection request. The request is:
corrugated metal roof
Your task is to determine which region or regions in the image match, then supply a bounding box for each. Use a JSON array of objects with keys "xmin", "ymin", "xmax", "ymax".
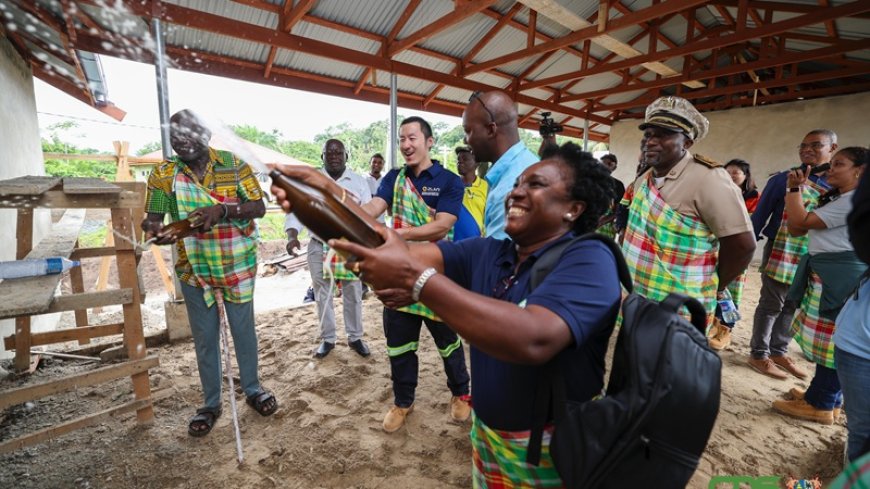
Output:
[
  {"xmin": 310, "ymin": 0, "xmax": 406, "ymax": 37},
  {"xmin": 4, "ymin": 0, "xmax": 868, "ymax": 141},
  {"xmin": 168, "ymin": 26, "xmax": 270, "ymax": 65}
]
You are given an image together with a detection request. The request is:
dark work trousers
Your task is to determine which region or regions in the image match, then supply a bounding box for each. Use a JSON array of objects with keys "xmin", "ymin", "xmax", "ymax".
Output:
[
  {"xmin": 383, "ymin": 308, "xmax": 470, "ymax": 408},
  {"xmin": 750, "ymin": 239, "xmax": 798, "ymax": 359}
]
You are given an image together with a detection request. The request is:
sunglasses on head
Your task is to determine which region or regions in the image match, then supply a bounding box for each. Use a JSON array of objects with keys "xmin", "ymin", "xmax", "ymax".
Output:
[{"xmin": 469, "ymin": 91, "xmax": 495, "ymax": 124}]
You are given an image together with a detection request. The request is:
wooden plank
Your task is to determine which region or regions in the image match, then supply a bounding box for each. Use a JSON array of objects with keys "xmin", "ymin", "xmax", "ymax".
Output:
[
  {"xmin": 0, "ymin": 176, "xmax": 61, "ymax": 196},
  {"xmin": 111, "ymin": 207, "xmax": 153, "ymax": 422},
  {"xmin": 0, "ymin": 398, "xmax": 151, "ymax": 454},
  {"xmin": 48, "ymin": 289, "xmax": 133, "ymax": 313},
  {"xmin": 43, "ymin": 153, "xmax": 162, "ymax": 165},
  {"xmin": 0, "ymin": 209, "xmax": 86, "ymax": 320},
  {"xmin": 0, "ymin": 190, "xmax": 144, "ymax": 209},
  {"xmin": 13, "ymin": 208, "xmax": 34, "ymax": 371},
  {"xmin": 68, "ymin": 240, "xmax": 90, "ymax": 345},
  {"xmin": 71, "ymin": 246, "xmax": 118, "ymax": 259},
  {"xmin": 0, "ymin": 356, "xmax": 159, "ymax": 410},
  {"xmin": 4, "ymin": 322, "xmax": 124, "ymax": 349},
  {"xmin": 148, "ymin": 244, "xmax": 176, "ymax": 297},
  {"xmin": 92, "ymin": 221, "xmax": 115, "ymax": 312},
  {"xmin": 62, "ymin": 178, "xmax": 122, "ymax": 194}
]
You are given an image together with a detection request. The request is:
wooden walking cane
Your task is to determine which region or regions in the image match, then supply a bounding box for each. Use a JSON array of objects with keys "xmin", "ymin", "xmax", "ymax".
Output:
[{"xmin": 214, "ymin": 288, "xmax": 245, "ymax": 464}]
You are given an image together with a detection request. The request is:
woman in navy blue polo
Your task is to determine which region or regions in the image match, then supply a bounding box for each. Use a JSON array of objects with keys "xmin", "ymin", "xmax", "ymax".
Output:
[{"xmin": 324, "ymin": 142, "xmax": 622, "ymax": 488}]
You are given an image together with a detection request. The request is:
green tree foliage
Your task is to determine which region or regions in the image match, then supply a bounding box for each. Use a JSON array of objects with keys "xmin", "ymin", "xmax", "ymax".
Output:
[
  {"xmin": 232, "ymin": 124, "xmax": 282, "ymax": 152},
  {"xmin": 42, "ymin": 122, "xmax": 116, "ymax": 180},
  {"xmin": 276, "ymin": 140, "xmax": 319, "ymax": 165},
  {"xmin": 135, "ymin": 141, "xmax": 163, "ymax": 156}
]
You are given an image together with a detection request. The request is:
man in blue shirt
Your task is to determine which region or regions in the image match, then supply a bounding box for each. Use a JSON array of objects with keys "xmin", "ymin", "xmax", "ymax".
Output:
[
  {"xmin": 361, "ymin": 116, "xmax": 471, "ymax": 433},
  {"xmin": 462, "ymin": 90, "xmax": 538, "ymax": 240},
  {"xmin": 748, "ymin": 129, "xmax": 835, "ymax": 379}
]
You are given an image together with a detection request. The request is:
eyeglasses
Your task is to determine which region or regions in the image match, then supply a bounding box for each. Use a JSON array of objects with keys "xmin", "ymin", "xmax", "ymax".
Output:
[
  {"xmin": 798, "ymin": 142, "xmax": 829, "ymax": 151},
  {"xmin": 492, "ymin": 274, "xmax": 516, "ymax": 300},
  {"xmin": 469, "ymin": 91, "xmax": 495, "ymax": 124}
]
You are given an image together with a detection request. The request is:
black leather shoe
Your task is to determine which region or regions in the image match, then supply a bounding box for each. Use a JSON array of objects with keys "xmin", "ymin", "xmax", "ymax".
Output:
[
  {"xmin": 348, "ymin": 339, "xmax": 371, "ymax": 357},
  {"xmin": 303, "ymin": 286, "xmax": 315, "ymax": 304},
  {"xmin": 314, "ymin": 341, "xmax": 335, "ymax": 358}
]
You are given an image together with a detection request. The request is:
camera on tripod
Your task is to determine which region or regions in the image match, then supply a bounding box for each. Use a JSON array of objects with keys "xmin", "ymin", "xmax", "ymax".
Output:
[{"xmin": 539, "ymin": 112, "xmax": 563, "ymax": 137}]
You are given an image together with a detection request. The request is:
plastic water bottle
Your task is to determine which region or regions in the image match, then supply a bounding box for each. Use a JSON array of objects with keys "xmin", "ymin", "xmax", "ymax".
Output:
[
  {"xmin": 716, "ymin": 289, "xmax": 741, "ymax": 324},
  {"xmin": 0, "ymin": 257, "xmax": 81, "ymax": 280}
]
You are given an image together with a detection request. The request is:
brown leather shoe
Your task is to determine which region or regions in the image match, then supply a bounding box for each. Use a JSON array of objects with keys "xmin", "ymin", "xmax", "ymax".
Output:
[
  {"xmin": 450, "ymin": 395, "xmax": 471, "ymax": 422},
  {"xmin": 788, "ymin": 388, "xmax": 842, "ymax": 420},
  {"xmin": 770, "ymin": 355, "xmax": 809, "ymax": 380},
  {"xmin": 383, "ymin": 404, "xmax": 413, "ymax": 433},
  {"xmin": 707, "ymin": 321, "xmax": 732, "ymax": 351},
  {"xmin": 772, "ymin": 399, "xmax": 834, "ymax": 425},
  {"xmin": 747, "ymin": 357, "xmax": 788, "ymax": 380}
]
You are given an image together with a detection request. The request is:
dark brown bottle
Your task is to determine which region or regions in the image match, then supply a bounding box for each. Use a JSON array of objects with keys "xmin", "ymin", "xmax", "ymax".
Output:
[
  {"xmin": 154, "ymin": 216, "xmax": 203, "ymax": 245},
  {"xmin": 269, "ymin": 170, "xmax": 384, "ymax": 249}
]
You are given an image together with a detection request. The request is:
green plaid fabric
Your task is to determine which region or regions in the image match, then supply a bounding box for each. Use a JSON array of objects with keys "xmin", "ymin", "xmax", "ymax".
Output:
[
  {"xmin": 173, "ymin": 165, "xmax": 258, "ymax": 307},
  {"xmin": 828, "ymin": 451, "xmax": 870, "ymax": 489},
  {"xmin": 322, "ymin": 242, "xmax": 358, "ymax": 282},
  {"xmin": 595, "ymin": 210, "xmax": 616, "ymax": 239},
  {"xmin": 390, "ymin": 167, "xmax": 450, "ymax": 321},
  {"xmin": 470, "ymin": 413, "xmax": 563, "ymax": 488},
  {"xmin": 726, "ymin": 272, "xmax": 747, "ymax": 306},
  {"xmin": 763, "ymin": 183, "xmax": 823, "ymax": 284},
  {"xmin": 791, "ymin": 271, "xmax": 837, "ymax": 368},
  {"xmin": 621, "ymin": 174, "xmax": 719, "ymax": 328}
]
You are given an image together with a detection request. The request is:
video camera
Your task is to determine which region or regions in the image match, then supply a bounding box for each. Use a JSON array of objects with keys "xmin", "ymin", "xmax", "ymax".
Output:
[{"xmin": 539, "ymin": 112, "xmax": 563, "ymax": 137}]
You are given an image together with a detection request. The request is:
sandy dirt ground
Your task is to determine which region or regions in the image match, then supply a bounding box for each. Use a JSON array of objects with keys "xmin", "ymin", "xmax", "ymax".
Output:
[{"xmin": 0, "ymin": 243, "xmax": 848, "ymax": 488}]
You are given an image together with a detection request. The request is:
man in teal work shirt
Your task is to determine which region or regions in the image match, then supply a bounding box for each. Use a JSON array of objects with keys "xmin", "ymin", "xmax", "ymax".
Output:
[{"xmin": 462, "ymin": 90, "xmax": 538, "ymax": 239}]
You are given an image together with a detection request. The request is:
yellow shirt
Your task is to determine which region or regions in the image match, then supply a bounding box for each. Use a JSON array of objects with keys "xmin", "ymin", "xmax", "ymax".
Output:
[{"xmin": 463, "ymin": 176, "xmax": 489, "ymax": 232}]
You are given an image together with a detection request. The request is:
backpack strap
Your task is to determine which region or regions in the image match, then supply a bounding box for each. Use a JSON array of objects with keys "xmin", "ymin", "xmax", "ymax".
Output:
[
  {"xmin": 660, "ymin": 293, "xmax": 707, "ymax": 335},
  {"xmin": 527, "ymin": 232, "xmax": 632, "ymax": 465},
  {"xmin": 529, "ymin": 232, "xmax": 633, "ymax": 292}
]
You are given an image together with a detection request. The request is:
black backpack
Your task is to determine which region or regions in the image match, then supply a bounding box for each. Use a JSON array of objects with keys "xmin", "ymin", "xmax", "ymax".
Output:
[{"xmin": 527, "ymin": 233, "xmax": 721, "ymax": 489}]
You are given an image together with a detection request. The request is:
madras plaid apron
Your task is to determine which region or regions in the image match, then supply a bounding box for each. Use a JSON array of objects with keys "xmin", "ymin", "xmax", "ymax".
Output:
[
  {"xmin": 726, "ymin": 272, "xmax": 747, "ymax": 306},
  {"xmin": 321, "ymin": 242, "xmax": 358, "ymax": 282},
  {"xmin": 595, "ymin": 214, "xmax": 617, "ymax": 239},
  {"xmin": 471, "ymin": 413, "xmax": 562, "ymax": 489},
  {"xmin": 791, "ymin": 271, "xmax": 836, "ymax": 368},
  {"xmin": 763, "ymin": 182, "xmax": 823, "ymax": 284},
  {"xmin": 390, "ymin": 167, "xmax": 451, "ymax": 321},
  {"xmin": 174, "ymin": 169, "xmax": 258, "ymax": 307},
  {"xmin": 621, "ymin": 174, "xmax": 719, "ymax": 327}
]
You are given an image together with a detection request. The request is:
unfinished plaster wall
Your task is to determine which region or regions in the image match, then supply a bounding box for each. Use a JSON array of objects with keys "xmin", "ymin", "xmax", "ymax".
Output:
[
  {"xmin": 0, "ymin": 36, "xmax": 55, "ymax": 360},
  {"xmin": 608, "ymin": 92, "xmax": 870, "ymax": 190}
]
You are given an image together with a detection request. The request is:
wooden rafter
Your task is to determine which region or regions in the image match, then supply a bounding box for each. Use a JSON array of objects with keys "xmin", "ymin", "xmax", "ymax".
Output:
[
  {"xmin": 9, "ymin": 0, "xmax": 868, "ymax": 140},
  {"xmin": 466, "ymin": 0, "xmax": 709, "ymax": 76},
  {"xmin": 264, "ymin": 0, "xmax": 316, "ymax": 78},
  {"xmin": 561, "ymin": 38, "xmax": 870, "ymax": 104},
  {"xmin": 596, "ymin": 65, "xmax": 870, "ymax": 113},
  {"xmin": 72, "ymin": 28, "xmax": 611, "ymax": 142},
  {"xmin": 354, "ymin": 0, "xmax": 421, "ymax": 94},
  {"xmin": 421, "ymin": 3, "xmax": 523, "ymax": 108},
  {"xmin": 520, "ymin": 1, "xmax": 870, "ymax": 92},
  {"xmin": 710, "ymin": 0, "xmax": 870, "ymax": 19},
  {"xmin": 387, "ymin": 0, "xmax": 499, "ymax": 56}
]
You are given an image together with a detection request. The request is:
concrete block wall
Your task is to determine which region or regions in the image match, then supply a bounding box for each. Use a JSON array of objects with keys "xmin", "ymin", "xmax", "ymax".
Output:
[{"xmin": 0, "ymin": 36, "xmax": 57, "ymax": 359}]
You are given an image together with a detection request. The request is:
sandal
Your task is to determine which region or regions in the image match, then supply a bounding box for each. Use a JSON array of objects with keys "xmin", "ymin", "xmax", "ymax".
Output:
[
  {"xmin": 246, "ymin": 389, "xmax": 278, "ymax": 417},
  {"xmin": 188, "ymin": 407, "xmax": 221, "ymax": 437}
]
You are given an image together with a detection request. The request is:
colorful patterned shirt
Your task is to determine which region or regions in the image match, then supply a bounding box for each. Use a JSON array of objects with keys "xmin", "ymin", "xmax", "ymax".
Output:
[{"xmin": 145, "ymin": 148, "xmax": 263, "ymax": 301}]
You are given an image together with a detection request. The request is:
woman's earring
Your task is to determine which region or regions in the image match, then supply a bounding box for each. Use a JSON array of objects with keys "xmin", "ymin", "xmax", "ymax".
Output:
[{"xmin": 564, "ymin": 213, "xmax": 573, "ymax": 220}]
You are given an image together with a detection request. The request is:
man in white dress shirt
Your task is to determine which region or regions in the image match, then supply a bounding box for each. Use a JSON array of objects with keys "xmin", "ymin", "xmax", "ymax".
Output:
[{"xmin": 284, "ymin": 139, "xmax": 372, "ymax": 358}]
